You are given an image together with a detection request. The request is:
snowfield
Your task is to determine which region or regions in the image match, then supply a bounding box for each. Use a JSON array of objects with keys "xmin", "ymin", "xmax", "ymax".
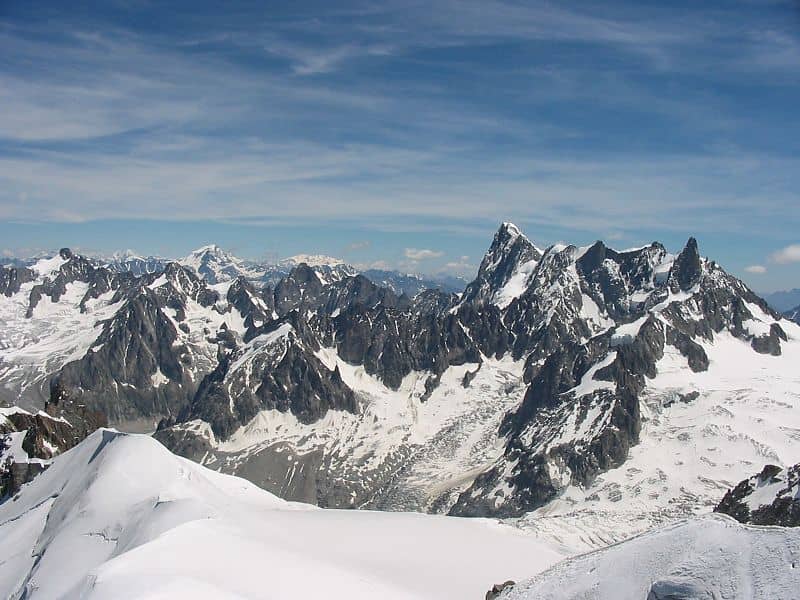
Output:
[
  {"xmin": 503, "ymin": 514, "xmax": 800, "ymax": 600},
  {"xmin": 0, "ymin": 430, "xmax": 564, "ymax": 600},
  {"xmin": 0, "ymin": 257, "xmax": 124, "ymax": 408},
  {"xmin": 175, "ymin": 351, "xmax": 529, "ymax": 512},
  {"xmin": 516, "ymin": 321, "xmax": 800, "ymax": 554}
]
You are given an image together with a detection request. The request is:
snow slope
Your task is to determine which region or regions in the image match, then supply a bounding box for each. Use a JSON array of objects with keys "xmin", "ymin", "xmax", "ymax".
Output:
[
  {"xmin": 503, "ymin": 514, "xmax": 800, "ymax": 600},
  {"xmin": 173, "ymin": 352, "xmax": 528, "ymax": 511},
  {"xmin": 517, "ymin": 321, "xmax": 800, "ymax": 553},
  {"xmin": 0, "ymin": 258, "xmax": 123, "ymax": 408},
  {"xmin": 0, "ymin": 430, "xmax": 564, "ymax": 600}
]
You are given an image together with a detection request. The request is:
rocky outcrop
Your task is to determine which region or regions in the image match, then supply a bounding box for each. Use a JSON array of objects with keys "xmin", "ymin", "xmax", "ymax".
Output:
[
  {"xmin": 0, "ymin": 263, "xmax": 35, "ymax": 296},
  {"xmin": 181, "ymin": 316, "xmax": 358, "ymax": 440},
  {"xmin": 0, "ymin": 395, "xmax": 104, "ymax": 498},
  {"xmin": 715, "ymin": 463, "xmax": 800, "ymax": 527},
  {"xmin": 486, "ymin": 580, "xmax": 515, "ymax": 599}
]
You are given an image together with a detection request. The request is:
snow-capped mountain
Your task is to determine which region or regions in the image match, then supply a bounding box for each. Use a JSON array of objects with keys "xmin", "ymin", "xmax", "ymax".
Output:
[
  {"xmin": 101, "ymin": 250, "xmax": 169, "ymax": 277},
  {"xmin": 1, "ymin": 224, "xmax": 798, "ymax": 546},
  {"xmin": 150, "ymin": 224, "xmax": 799, "ymax": 535},
  {"xmin": 459, "ymin": 221, "xmax": 543, "ymax": 307},
  {"xmin": 362, "ymin": 268, "xmax": 465, "ymax": 297},
  {"xmin": 179, "ymin": 244, "xmax": 265, "ymax": 285},
  {"xmin": 281, "ymin": 253, "xmax": 346, "ymax": 268},
  {"xmin": 173, "ymin": 245, "xmax": 457, "ymax": 293},
  {"xmin": 0, "ymin": 429, "xmax": 563, "ymax": 599}
]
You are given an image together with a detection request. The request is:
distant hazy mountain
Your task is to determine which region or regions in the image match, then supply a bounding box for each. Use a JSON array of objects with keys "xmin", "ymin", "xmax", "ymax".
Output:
[
  {"xmin": 102, "ymin": 250, "xmax": 169, "ymax": 277},
  {"xmin": 762, "ymin": 288, "xmax": 800, "ymax": 312},
  {"xmin": 361, "ymin": 268, "xmax": 466, "ymax": 296}
]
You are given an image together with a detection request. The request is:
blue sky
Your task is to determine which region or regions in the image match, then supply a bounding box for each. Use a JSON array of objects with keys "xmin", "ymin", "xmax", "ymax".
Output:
[{"xmin": 0, "ymin": 1, "xmax": 798, "ymax": 291}]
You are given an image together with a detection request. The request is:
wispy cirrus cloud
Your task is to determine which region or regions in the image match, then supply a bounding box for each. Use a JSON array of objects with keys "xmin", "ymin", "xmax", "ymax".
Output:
[{"xmin": 0, "ymin": 1, "xmax": 799, "ymax": 289}]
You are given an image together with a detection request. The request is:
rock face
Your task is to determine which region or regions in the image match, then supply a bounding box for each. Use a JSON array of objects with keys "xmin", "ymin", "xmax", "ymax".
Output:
[
  {"xmin": 0, "ymin": 263, "xmax": 35, "ymax": 296},
  {"xmin": 715, "ymin": 463, "xmax": 800, "ymax": 527},
  {"xmin": 47, "ymin": 263, "xmax": 226, "ymax": 429},
  {"xmin": 0, "ymin": 396, "xmax": 104, "ymax": 498},
  {"xmin": 1, "ymin": 225, "xmax": 797, "ymax": 519},
  {"xmin": 459, "ymin": 222, "xmax": 542, "ymax": 307},
  {"xmin": 448, "ymin": 235, "xmax": 788, "ymax": 517},
  {"xmin": 486, "ymin": 580, "xmax": 515, "ymax": 599},
  {"xmin": 181, "ymin": 318, "xmax": 358, "ymax": 440}
]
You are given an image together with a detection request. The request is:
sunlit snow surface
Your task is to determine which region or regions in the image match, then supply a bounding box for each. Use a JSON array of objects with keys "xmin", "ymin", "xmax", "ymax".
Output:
[
  {"xmin": 504, "ymin": 514, "xmax": 800, "ymax": 600},
  {"xmin": 0, "ymin": 430, "xmax": 563, "ymax": 600},
  {"xmin": 0, "ymin": 258, "xmax": 123, "ymax": 408},
  {"xmin": 517, "ymin": 322, "xmax": 800, "ymax": 554}
]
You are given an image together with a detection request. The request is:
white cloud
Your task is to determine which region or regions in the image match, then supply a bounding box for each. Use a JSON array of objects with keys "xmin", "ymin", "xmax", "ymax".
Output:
[
  {"xmin": 404, "ymin": 248, "xmax": 444, "ymax": 260},
  {"xmin": 744, "ymin": 264, "xmax": 766, "ymax": 274},
  {"xmin": 442, "ymin": 255, "xmax": 476, "ymax": 276},
  {"xmin": 770, "ymin": 244, "xmax": 800, "ymax": 264},
  {"xmin": 346, "ymin": 240, "xmax": 372, "ymax": 251}
]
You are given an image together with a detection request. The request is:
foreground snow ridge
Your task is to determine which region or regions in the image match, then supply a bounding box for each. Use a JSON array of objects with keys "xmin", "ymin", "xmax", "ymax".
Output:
[
  {"xmin": 504, "ymin": 514, "xmax": 800, "ymax": 600},
  {"xmin": 0, "ymin": 430, "xmax": 563, "ymax": 599}
]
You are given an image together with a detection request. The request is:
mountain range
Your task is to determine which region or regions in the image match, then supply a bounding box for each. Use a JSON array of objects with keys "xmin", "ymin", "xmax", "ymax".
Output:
[{"xmin": 1, "ymin": 222, "xmax": 799, "ymax": 597}]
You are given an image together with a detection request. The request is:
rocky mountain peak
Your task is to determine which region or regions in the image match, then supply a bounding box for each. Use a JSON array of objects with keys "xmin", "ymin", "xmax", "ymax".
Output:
[
  {"xmin": 669, "ymin": 236, "xmax": 702, "ymax": 292},
  {"xmin": 460, "ymin": 222, "xmax": 543, "ymax": 307}
]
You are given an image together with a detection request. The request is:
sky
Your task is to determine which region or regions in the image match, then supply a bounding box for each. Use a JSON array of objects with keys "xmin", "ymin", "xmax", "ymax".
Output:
[{"xmin": 0, "ymin": 1, "xmax": 799, "ymax": 291}]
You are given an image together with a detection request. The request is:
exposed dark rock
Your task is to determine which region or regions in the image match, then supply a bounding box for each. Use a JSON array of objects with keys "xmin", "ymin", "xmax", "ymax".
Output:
[
  {"xmin": 647, "ymin": 578, "xmax": 716, "ymax": 600},
  {"xmin": 669, "ymin": 237, "xmax": 702, "ymax": 293},
  {"xmin": 1, "ymin": 394, "xmax": 103, "ymax": 498},
  {"xmin": 0, "ymin": 264, "xmax": 35, "ymax": 296},
  {"xmin": 750, "ymin": 323, "xmax": 785, "ymax": 356},
  {"xmin": 185, "ymin": 318, "xmax": 358, "ymax": 440},
  {"xmin": 666, "ymin": 328, "xmax": 709, "ymax": 372},
  {"xmin": 715, "ymin": 463, "xmax": 800, "ymax": 527},
  {"xmin": 486, "ymin": 580, "xmax": 515, "ymax": 600}
]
